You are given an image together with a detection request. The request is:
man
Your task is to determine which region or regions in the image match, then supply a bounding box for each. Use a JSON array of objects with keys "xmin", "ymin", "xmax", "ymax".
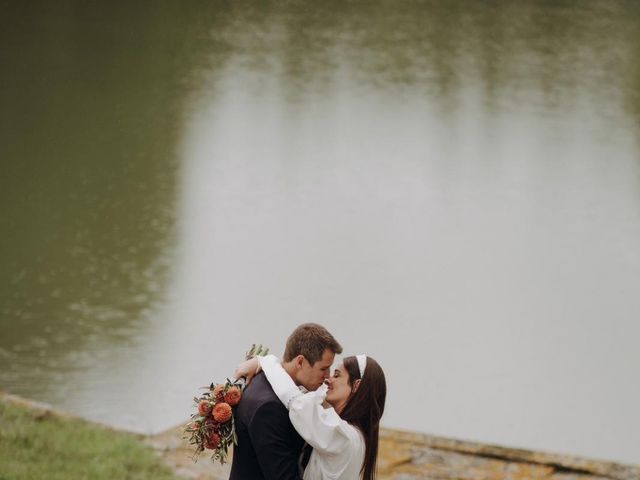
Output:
[{"xmin": 229, "ymin": 323, "xmax": 343, "ymax": 480}]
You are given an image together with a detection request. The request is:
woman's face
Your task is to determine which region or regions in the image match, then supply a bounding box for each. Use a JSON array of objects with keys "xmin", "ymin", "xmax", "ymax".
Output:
[{"xmin": 325, "ymin": 362, "xmax": 356, "ymax": 413}]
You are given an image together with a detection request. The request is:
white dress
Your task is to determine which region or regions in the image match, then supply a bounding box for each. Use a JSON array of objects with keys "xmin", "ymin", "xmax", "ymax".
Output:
[{"xmin": 257, "ymin": 355, "xmax": 366, "ymax": 480}]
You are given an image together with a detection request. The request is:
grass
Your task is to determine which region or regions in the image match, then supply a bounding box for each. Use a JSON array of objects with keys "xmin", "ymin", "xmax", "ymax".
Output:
[{"xmin": 0, "ymin": 399, "xmax": 183, "ymax": 480}]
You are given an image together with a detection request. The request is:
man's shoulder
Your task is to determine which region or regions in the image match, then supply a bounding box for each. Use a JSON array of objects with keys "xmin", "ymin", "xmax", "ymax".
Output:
[
  {"xmin": 235, "ymin": 372, "xmax": 291, "ymax": 432},
  {"xmin": 239, "ymin": 372, "xmax": 285, "ymax": 411},
  {"xmin": 230, "ymin": 372, "xmax": 304, "ymax": 480}
]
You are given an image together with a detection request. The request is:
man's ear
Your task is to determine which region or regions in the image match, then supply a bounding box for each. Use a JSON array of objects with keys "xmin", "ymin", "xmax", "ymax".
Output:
[
  {"xmin": 352, "ymin": 379, "xmax": 361, "ymax": 393},
  {"xmin": 295, "ymin": 355, "xmax": 305, "ymax": 369}
]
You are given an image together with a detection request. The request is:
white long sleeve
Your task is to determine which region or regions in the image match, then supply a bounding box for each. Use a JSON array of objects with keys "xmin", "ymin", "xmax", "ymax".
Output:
[
  {"xmin": 257, "ymin": 355, "xmax": 363, "ymax": 457},
  {"xmin": 256, "ymin": 354, "xmax": 304, "ymax": 410}
]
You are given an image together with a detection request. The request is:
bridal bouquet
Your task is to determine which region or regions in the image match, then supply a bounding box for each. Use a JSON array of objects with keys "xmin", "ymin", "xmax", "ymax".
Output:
[{"xmin": 184, "ymin": 344, "xmax": 269, "ymax": 464}]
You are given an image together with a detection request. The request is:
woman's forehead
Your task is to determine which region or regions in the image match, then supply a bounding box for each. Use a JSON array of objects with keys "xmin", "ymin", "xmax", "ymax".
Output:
[{"xmin": 333, "ymin": 362, "xmax": 347, "ymax": 373}]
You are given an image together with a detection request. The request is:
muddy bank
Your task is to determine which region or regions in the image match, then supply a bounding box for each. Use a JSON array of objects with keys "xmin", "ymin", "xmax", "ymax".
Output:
[
  {"xmin": 148, "ymin": 421, "xmax": 640, "ymax": 480},
  {"xmin": 2, "ymin": 392, "xmax": 638, "ymax": 480}
]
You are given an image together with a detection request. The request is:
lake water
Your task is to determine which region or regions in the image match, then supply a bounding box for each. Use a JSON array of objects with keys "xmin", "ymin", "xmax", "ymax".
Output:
[{"xmin": 1, "ymin": 1, "xmax": 640, "ymax": 465}]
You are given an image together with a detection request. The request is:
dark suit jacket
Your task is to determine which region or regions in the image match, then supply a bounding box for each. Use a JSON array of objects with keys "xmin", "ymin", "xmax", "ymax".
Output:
[{"xmin": 229, "ymin": 372, "xmax": 304, "ymax": 480}]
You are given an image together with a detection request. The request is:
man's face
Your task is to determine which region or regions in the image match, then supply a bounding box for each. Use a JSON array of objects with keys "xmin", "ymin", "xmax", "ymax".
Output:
[{"xmin": 296, "ymin": 348, "xmax": 335, "ymax": 391}]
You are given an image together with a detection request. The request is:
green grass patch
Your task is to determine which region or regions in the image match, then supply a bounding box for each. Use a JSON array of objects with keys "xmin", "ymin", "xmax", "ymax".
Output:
[{"xmin": 0, "ymin": 400, "xmax": 183, "ymax": 480}]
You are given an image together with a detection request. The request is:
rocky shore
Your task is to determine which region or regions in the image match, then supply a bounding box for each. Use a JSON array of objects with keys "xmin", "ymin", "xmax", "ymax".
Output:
[
  {"xmin": 148, "ymin": 422, "xmax": 640, "ymax": 480},
  {"xmin": 3, "ymin": 391, "xmax": 639, "ymax": 480}
]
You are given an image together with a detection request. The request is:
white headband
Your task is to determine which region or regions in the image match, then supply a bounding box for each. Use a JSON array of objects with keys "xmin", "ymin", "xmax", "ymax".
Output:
[{"xmin": 356, "ymin": 354, "xmax": 367, "ymax": 378}]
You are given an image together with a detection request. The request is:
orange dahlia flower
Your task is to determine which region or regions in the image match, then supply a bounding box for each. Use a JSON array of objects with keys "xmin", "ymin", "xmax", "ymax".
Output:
[
  {"xmin": 198, "ymin": 400, "xmax": 212, "ymax": 416},
  {"xmin": 212, "ymin": 384, "xmax": 226, "ymax": 402},
  {"xmin": 212, "ymin": 402, "xmax": 233, "ymax": 423},
  {"xmin": 224, "ymin": 386, "xmax": 242, "ymax": 406}
]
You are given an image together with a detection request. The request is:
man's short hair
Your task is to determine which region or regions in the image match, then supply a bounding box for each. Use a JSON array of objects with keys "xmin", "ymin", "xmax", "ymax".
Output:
[{"xmin": 283, "ymin": 323, "xmax": 343, "ymax": 364}]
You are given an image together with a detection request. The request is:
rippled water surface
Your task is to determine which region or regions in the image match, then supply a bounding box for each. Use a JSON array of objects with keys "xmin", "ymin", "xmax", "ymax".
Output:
[{"xmin": 1, "ymin": 1, "xmax": 640, "ymax": 464}]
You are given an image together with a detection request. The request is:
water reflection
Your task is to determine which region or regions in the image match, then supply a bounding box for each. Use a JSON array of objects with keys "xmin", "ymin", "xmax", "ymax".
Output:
[
  {"xmin": 0, "ymin": 2, "xmax": 209, "ymax": 400},
  {"xmin": 175, "ymin": 1, "xmax": 640, "ymax": 464},
  {"xmin": 1, "ymin": 0, "xmax": 640, "ymax": 465}
]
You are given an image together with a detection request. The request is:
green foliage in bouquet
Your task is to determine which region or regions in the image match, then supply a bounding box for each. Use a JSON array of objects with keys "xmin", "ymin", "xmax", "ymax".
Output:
[
  {"xmin": 184, "ymin": 344, "xmax": 270, "ymax": 464},
  {"xmin": 245, "ymin": 343, "xmax": 269, "ymax": 361}
]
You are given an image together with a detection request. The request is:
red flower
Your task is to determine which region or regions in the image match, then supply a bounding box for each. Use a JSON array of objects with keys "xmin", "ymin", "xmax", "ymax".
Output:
[
  {"xmin": 204, "ymin": 431, "xmax": 221, "ymax": 450},
  {"xmin": 198, "ymin": 400, "xmax": 212, "ymax": 416},
  {"xmin": 212, "ymin": 384, "xmax": 226, "ymax": 402},
  {"xmin": 204, "ymin": 417, "xmax": 218, "ymax": 429},
  {"xmin": 224, "ymin": 386, "xmax": 242, "ymax": 406},
  {"xmin": 212, "ymin": 402, "xmax": 233, "ymax": 423}
]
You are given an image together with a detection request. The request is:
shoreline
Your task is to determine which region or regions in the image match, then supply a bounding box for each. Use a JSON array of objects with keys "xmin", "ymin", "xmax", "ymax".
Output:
[{"xmin": 2, "ymin": 391, "xmax": 638, "ymax": 480}]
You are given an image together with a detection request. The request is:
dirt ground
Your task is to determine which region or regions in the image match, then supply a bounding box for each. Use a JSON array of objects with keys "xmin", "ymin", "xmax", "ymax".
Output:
[{"xmin": 145, "ymin": 423, "xmax": 640, "ymax": 480}]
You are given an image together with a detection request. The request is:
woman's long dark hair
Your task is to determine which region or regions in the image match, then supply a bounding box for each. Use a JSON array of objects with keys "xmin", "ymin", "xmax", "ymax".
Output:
[{"xmin": 339, "ymin": 356, "xmax": 386, "ymax": 480}]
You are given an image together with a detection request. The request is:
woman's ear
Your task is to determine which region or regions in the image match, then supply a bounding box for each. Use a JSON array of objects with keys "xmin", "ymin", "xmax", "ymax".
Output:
[{"xmin": 352, "ymin": 378, "xmax": 362, "ymax": 393}]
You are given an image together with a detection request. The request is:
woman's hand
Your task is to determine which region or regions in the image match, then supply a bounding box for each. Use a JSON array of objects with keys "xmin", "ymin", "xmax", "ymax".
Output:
[{"xmin": 233, "ymin": 356, "xmax": 261, "ymax": 385}]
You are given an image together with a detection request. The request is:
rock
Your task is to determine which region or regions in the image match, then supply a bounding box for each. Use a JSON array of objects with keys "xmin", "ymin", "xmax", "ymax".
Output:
[
  {"xmin": 377, "ymin": 429, "xmax": 640, "ymax": 480},
  {"xmin": 3, "ymin": 391, "xmax": 638, "ymax": 480},
  {"xmin": 145, "ymin": 424, "xmax": 640, "ymax": 480}
]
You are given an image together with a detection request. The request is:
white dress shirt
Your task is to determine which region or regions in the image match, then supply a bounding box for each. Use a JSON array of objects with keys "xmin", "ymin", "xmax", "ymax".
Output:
[{"xmin": 258, "ymin": 355, "xmax": 365, "ymax": 480}]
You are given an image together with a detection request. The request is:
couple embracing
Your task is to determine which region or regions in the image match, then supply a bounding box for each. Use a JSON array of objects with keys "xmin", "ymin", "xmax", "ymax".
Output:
[{"xmin": 229, "ymin": 323, "xmax": 387, "ymax": 480}]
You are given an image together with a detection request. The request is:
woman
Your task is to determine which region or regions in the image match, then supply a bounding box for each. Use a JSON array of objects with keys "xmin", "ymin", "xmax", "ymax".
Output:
[{"xmin": 235, "ymin": 353, "xmax": 386, "ymax": 480}]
